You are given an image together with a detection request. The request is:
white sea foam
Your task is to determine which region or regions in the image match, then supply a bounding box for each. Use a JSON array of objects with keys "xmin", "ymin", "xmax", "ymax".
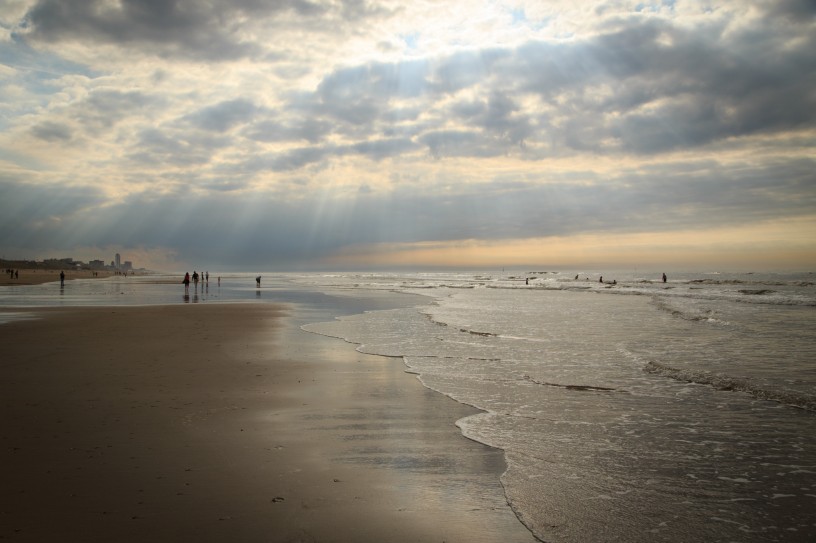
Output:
[
  {"xmin": 298, "ymin": 270, "xmax": 816, "ymax": 542},
  {"xmin": 4, "ymin": 270, "xmax": 814, "ymax": 541}
]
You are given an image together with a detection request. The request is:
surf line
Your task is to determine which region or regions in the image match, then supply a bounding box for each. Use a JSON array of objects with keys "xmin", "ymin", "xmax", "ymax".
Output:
[{"xmin": 523, "ymin": 375, "xmax": 616, "ymax": 392}]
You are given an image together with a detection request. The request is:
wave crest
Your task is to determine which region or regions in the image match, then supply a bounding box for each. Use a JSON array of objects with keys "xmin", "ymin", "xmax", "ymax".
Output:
[{"xmin": 643, "ymin": 361, "xmax": 816, "ymax": 411}]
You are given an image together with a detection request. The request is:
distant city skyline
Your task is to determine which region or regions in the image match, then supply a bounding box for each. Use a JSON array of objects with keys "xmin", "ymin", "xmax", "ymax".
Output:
[
  {"xmin": 0, "ymin": 252, "xmax": 138, "ymax": 272},
  {"xmin": 1, "ymin": 1, "xmax": 814, "ymax": 272}
]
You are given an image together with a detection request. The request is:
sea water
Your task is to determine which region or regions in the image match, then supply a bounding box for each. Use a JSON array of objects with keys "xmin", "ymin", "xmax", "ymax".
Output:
[
  {"xmin": 3, "ymin": 270, "xmax": 815, "ymax": 541},
  {"xmin": 297, "ymin": 270, "xmax": 816, "ymax": 542}
]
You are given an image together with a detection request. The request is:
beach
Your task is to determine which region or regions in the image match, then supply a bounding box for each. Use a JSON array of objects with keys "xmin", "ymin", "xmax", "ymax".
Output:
[
  {"xmin": 3, "ymin": 270, "xmax": 813, "ymax": 542},
  {"xmin": 0, "ymin": 302, "xmax": 536, "ymax": 542},
  {"xmin": 0, "ymin": 269, "xmax": 115, "ymax": 287}
]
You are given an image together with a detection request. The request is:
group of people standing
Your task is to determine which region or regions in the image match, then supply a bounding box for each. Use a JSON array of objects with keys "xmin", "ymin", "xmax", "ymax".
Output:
[
  {"xmin": 568, "ymin": 272, "xmax": 667, "ymax": 284},
  {"xmin": 183, "ymin": 270, "xmax": 210, "ymax": 291},
  {"xmin": 182, "ymin": 270, "xmax": 221, "ymax": 293}
]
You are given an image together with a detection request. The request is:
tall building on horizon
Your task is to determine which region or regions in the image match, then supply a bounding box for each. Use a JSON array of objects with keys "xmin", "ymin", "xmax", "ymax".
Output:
[{"xmin": 115, "ymin": 253, "xmax": 121, "ymax": 269}]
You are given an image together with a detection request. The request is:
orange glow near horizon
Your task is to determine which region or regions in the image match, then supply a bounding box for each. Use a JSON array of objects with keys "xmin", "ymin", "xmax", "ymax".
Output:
[{"xmin": 321, "ymin": 218, "xmax": 816, "ymax": 271}]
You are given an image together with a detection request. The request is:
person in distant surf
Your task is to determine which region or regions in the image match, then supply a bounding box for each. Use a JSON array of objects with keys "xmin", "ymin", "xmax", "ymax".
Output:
[
  {"xmin": 183, "ymin": 272, "xmax": 190, "ymax": 293},
  {"xmin": 59, "ymin": 270, "xmax": 65, "ymax": 286},
  {"xmin": 192, "ymin": 271, "xmax": 199, "ymax": 287},
  {"xmin": 599, "ymin": 276, "xmax": 603, "ymax": 283},
  {"xmin": 662, "ymin": 273, "xmax": 667, "ymax": 283},
  {"xmin": 256, "ymin": 276, "xmax": 261, "ymax": 288}
]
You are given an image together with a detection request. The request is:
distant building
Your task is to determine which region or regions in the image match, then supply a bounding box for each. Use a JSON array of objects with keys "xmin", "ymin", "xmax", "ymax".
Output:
[
  {"xmin": 123, "ymin": 261, "xmax": 133, "ymax": 271},
  {"xmin": 115, "ymin": 253, "xmax": 121, "ymax": 269},
  {"xmin": 89, "ymin": 259, "xmax": 105, "ymax": 270},
  {"xmin": 44, "ymin": 258, "xmax": 76, "ymax": 268}
]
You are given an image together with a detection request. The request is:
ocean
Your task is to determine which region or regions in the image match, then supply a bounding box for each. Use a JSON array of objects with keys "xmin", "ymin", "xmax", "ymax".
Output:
[
  {"xmin": 2, "ymin": 269, "xmax": 815, "ymax": 542},
  {"xmin": 296, "ymin": 270, "xmax": 816, "ymax": 542}
]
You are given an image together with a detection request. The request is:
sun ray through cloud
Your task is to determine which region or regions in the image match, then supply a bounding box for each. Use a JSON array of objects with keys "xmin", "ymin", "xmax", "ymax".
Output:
[{"xmin": 0, "ymin": 0, "xmax": 814, "ymax": 271}]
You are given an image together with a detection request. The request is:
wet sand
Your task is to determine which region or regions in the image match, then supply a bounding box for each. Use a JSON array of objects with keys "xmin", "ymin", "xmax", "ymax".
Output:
[
  {"xmin": 0, "ymin": 269, "xmax": 115, "ymax": 286},
  {"xmin": 0, "ymin": 304, "xmax": 536, "ymax": 542}
]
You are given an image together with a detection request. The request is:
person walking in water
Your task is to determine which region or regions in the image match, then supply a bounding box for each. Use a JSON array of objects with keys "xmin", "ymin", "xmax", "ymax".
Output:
[
  {"xmin": 662, "ymin": 272, "xmax": 667, "ymax": 283},
  {"xmin": 183, "ymin": 272, "xmax": 190, "ymax": 293},
  {"xmin": 59, "ymin": 270, "xmax": 65, "ymax": 287},
  {"xmin": 256, "ymin": 276, "xmax": 261, "ymax": 288}
]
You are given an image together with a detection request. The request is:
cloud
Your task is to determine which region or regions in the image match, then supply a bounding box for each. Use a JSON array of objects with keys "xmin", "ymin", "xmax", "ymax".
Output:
[
  {"xmin": 17, "ymin": 0, "xmax": 393, "ymax": 62},
  {"xmin": 182, "ymin": 98, "xmax": 260, "ymax": 133},
  {"xmin": 244, "ymin": 117, "xmax": 333, "ymax": 144},
  {"xmin": 763, "ymin": 0, "xmax": 816, "ymax": 22},
  {"xmin": 2, "ymin": 154, "xmax": 813, "ymax": 268},
  {"xmin": 502, "ymin": 18, "xmax": 816, "ymax": 153},
  {"xmin": 21, "ymin": 0, "xmax": 267, "ymax": 60},
  {"xmin": 1, "ymin": 1, "xmax": 815, "ymax": 269},
  {"xmin": 75, "ymin": 89, "xmax": 159, "ymax": 131},
  {"xmin": 29, "ymin": 120, "xmax": 72, "ymax": 142}
]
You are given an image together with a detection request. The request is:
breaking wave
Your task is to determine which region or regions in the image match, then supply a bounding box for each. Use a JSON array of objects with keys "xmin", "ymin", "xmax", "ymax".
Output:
[
  {"xmin": 643, "ymin": 361, "xmax": 816, "ymax": 411},
  {"xmin": 651, "ymin": 297, "xmax": 730, "ymax": 325}
]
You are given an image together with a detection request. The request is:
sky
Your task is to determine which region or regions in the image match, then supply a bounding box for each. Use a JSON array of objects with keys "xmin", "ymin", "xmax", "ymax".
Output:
[{"xmin": 0, "ymin": 0, "xmax": 814, "ymax": 272}]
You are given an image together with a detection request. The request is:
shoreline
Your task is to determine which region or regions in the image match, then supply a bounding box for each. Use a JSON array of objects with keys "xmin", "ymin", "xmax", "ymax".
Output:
[
  {"xmin": 0, "ymin": 303, "xmax": 536, "ymax": 542},
  {"xmin": 0, "ymin": 269, "xmax": 118, "ymax": 286}
]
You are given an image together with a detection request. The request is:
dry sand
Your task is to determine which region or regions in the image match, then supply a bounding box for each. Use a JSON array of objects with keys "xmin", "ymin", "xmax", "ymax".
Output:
[{"xmin": 0, "ymin": 304, "xmax": 537, "ymax": 542}]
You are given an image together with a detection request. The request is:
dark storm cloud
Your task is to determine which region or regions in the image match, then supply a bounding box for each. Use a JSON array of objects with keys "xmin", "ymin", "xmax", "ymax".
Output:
[
  {"xmin": 244, "ymin": 117, "xmax": 333, "ymax": 144},
  {"xmin": 281, "ymin": 11, "xmax": 815, "ymax": 162},
  {"xmin": 4, "ymin": 157, "xmax": 812, "ymax": 267},
  {"xmin": 313, "ymin": 60, "xmax": 430, "ymax": 127},
  {"xmin": 504, "ymin": 17, "xmax": 816, "ymax": 153},
  {"xmin": 20, "ymin": 0, "xmax": 332, "ymax": 60},
  {"xmin": 71, "ymin": 89, "xmax": 161, "ymax": 133},
  {"xmin": 128, "ymin": 127, "xmax": 231, "ymax": 168},
  {"xmin": 17, "ymin": 87, "xmax": 161, "ymax": 146},
  {"xmin": 428, "ymin": 49, "xmax": 508, "ymax": 94},
  {"xmin": 448, "ymin": 92, "xmax": 535, "ymax": 145},
  {"xmin": 214, "ymin": 6, "xmax": 814, "ymax": 171},
  {"xmin": 182, "ymin": 99, "xmax": 260, "ymax": 133},
  {"xmin": 0, "ymin": 178, "xmax": 107, "ymax": 248},
  {"xmin": 20, "ymin": 0, "xmax": 805, "ymax": 170},
  {"xmin": 239, "ymin": 136, "xmax": 418, "ymax": 173},
  {"xmin": 347, "ymin": 137, "xmax": 418, "ymax": 160},
  {"xmin": 763, "ymin": 0, "xmax": 816, "ymax": 22},
  {"xmin": 4, "ymin": 1, "xmax": 815, "ymax": 269},
  {"xmin": 419, "ymin": 130, "xmax": 505, "ymax": 159},
  {"xmin": 29, "ymin": 121, "xmax": 73, "ymax": 142},
  {"xmin": 13, "ymin": 1, "xmax": 815, "ymax": 162}
]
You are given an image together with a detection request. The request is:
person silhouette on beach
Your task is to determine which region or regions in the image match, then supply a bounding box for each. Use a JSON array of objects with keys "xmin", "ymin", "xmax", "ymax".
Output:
[
  {"xmin": 256, "ymin": 276, "xmax": 261, "ymax": 288},
  {"xmin": 662, "ymin": 273, "xmax": 667, "ymax": 283},
  {"xmin": 192, "ymin": 271, "xmax": 199, "ymax": 288},
  {"xmin": 183, "ymin": 272, "xmax": 190, "ymax": 293},
  {"xmin": 59, "ymin": 270, "xmax": 65, "ymax": 286}
]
